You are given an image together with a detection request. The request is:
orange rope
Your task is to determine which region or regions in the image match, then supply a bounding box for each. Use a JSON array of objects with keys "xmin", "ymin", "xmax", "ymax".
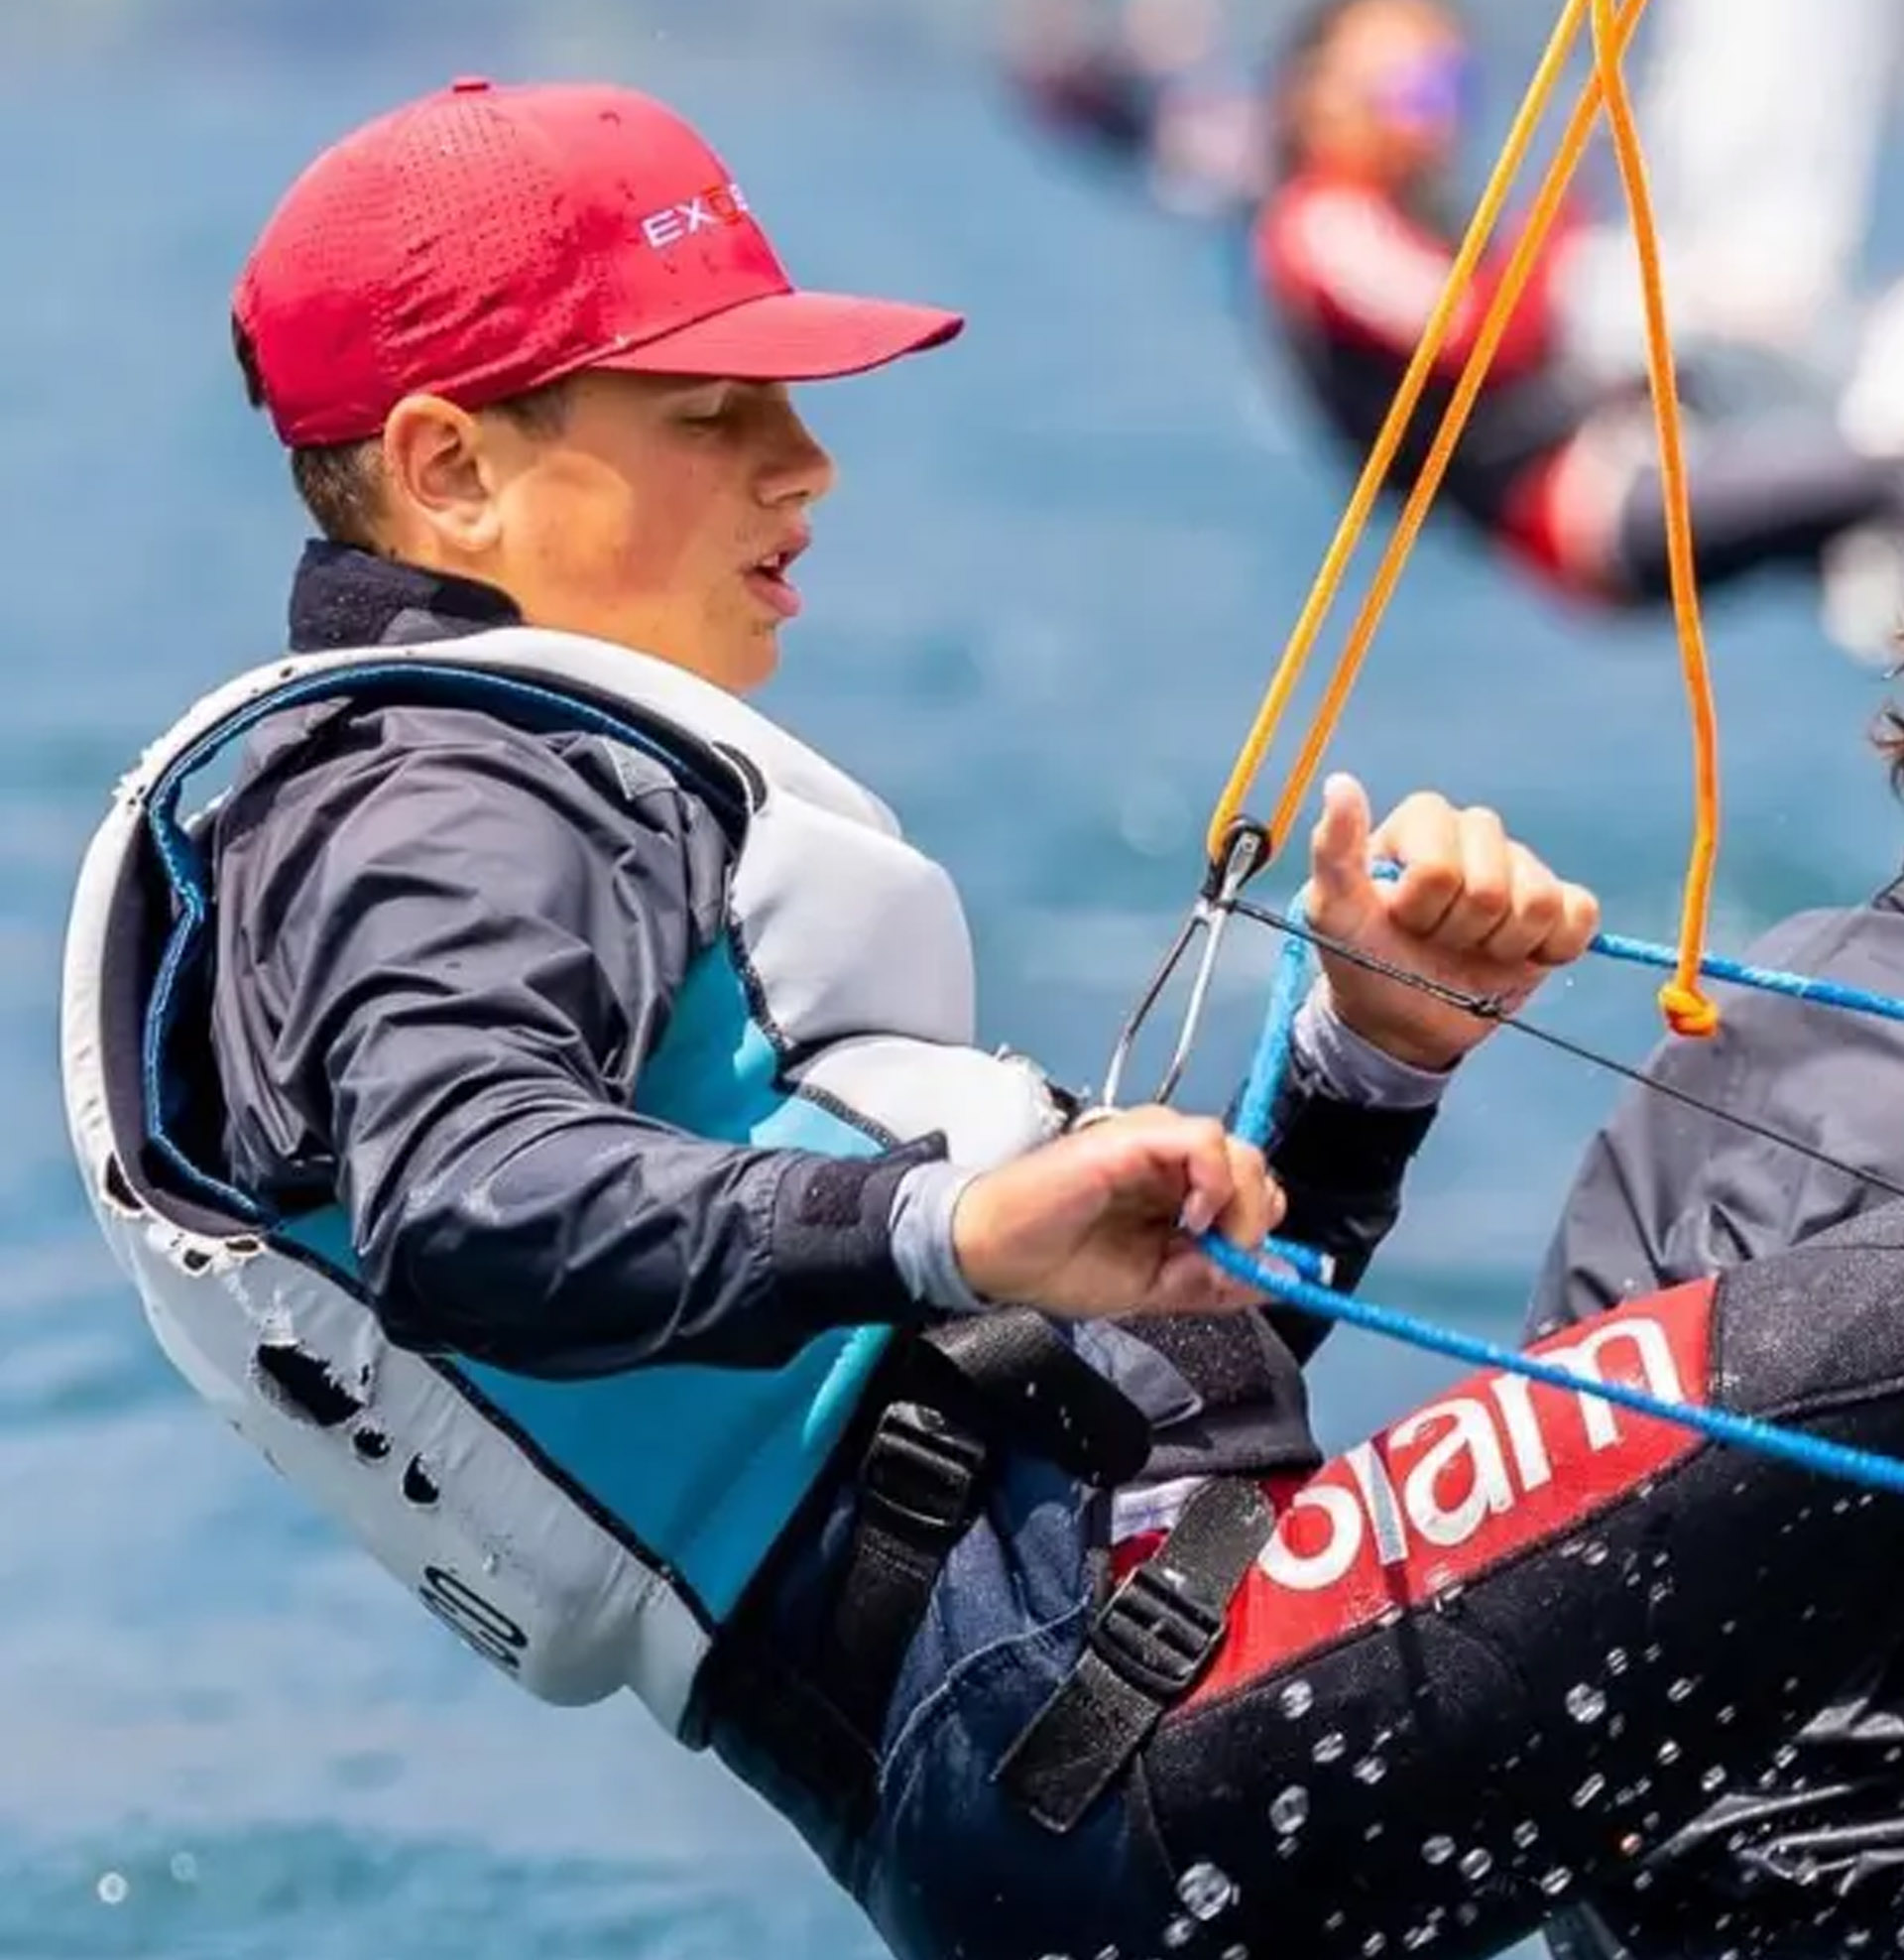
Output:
[
  {"xmin": 1208, "ymin": 0, "xmax": 1726, "ymax": 1039},
  {"xmin": 1255, "ymin": 0, "xmax": 1646, "ymax": 857},
  {"xmin": 1589, "ymin": 0, "xmax": 1720, "ymax": 1035},
  {"xmin": 1204, "ymin": 0, "xmax": 1598, "ymax": 867}
]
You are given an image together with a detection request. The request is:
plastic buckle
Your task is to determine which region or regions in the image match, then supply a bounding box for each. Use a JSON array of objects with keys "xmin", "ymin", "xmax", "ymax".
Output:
[
  {"xmin": 1090, "ymin": 1558, "xmax": 1227, "ymax": 1702},
  {"xmin": 858, "ymin": 1402, "xmax": 987, "ymax": 1548}
]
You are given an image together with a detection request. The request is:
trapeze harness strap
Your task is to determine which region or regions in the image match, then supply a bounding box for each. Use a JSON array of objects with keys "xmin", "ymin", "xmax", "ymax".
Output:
[
  {"xmin": 726, "ymin": 1307, "xmax": 1162, "ymax": 1823},
  {"xmin": 997, "ymin": 1475, "xmax": 1274, "ymax": 1833},
  {"xmin": 715, "ymin": 1307, "xmax": 1297, "ymax": 1837}
]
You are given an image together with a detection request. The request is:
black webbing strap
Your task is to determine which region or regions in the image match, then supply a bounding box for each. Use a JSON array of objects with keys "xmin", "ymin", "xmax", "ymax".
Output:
[
  {"xmin": 702, "ymin": 1311, "xmax": 1159, "ymax": 1842},
  {"xmin": 818, "ymin": 1397, "xmax": 990, "ymax": 1741},
  {"xmin": 905, "ymin": 1309, "xmax": 1153, "ymax": 1488},
  {"xmin": 812, "ymin": 1310, "xmax": 1152, "ymax": 1743},
  {"xmin": 994, "ymin": 1474, "xmax": 1273, "ymax": 1834}
]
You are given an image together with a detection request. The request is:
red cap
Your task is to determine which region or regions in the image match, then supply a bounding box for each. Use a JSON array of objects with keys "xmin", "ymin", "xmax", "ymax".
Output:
[{"xmin": 235, "ymin": 77, "xmax": 966, "ymax": 446}]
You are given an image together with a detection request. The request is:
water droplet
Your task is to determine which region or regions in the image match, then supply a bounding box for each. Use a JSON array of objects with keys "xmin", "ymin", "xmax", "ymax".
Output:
[
  {"xmin": 1774, "ymin": 1744, "xmax": 1799, "ymax": 1770},
  {"xmin": 1376, "ymin": 1604, "xmax": 1404, "ymax": 1631},
  {"xmin": 1718, "ymin": 1705, "xmax": 1736, "ymax": 1726},
  {"xmin": 1565, "ymin": 1683, "xmax": 1607, "ymax": 1724},
  {"xmin": 1313, "ymin": 1731, "xmax": 1347, "ymax": 1765},
  {"xmin": 169, "ymin": 1852, "xmax": 197, "ymax": 1885},
  {"xmin": 1271, "ymin": 1785, "xmax": 1310, "ymax": 1835},
  {"xmin": 1436, "ymin": 1580, "xmax": 1466, "ymax": 1607},
  {"xmin": 1422, "ymin": 1835, "xmax": 1455, "ymax": 1866},
  {"xmin": 1619, "ymin": 1833, "xmax": 1643, "ymax": 1857},
  {"xmin": 1540, "ymin": 1868, "xmax": 1574, "ymax": 1897},
  {"xmin": 1582, "ymin": 1540, "xmax": 1608, "ymax": 1567},
  {"xmin": 1221, "ymin": 1947, "xmax": 1250, "ymax": 1960},
  {"xmin": 1658, "ymin": 1740, "xmax": 1682, "ymax": 1766},
  {"xmin": 1178, "ymin": 1862, "xmax": 1237, "ymax": 1921},
  {"xmin": 1606, "ymin": 1648, "xmax": 1629, "ymax": 1676},
  {"xmin": 1325, "ymin": 1912, "xmax": 1347, "ymax": 1934},
  {"xmin": 1512, "ymin": 1821, "xmax": 1540, "ymax": 1850},
  {"xmin": 96, "ymin": 1873, "xmax": 128, "ymax": 1906},
  {"xmin": 1701, "ymin": 1766, "xmax": 1727, "ymax": 1793},
  {"xmin": 1643, "ymin": 1644, "xmax": 1663, "ymax": 1664},
  {"xmin": 1403, "ymin": 1925, "xmax": 1437, "ymax": 1950},
  {"xmin": 1354, "ymin": 1755, "xmax": 1388, "ymax": 1786},
  {"xmin": 1648, "ymin": 1581, "xmax": 1673, "ymax": 1606},
  {"xmin": 1278, "ymin": 1681, "xmax": 1314, "ymax": 1720},
  {"xmin": 1458, "ymin": 1848, "xmax": 1492, "ymax": 1882},
  {"xmin": 1573, "ymin": 1774, "xmax": 1606, "ymax": 1808},
  {"xmin": 1667, "ymin": 1677, "xmax": 1695, "ymax": 1703},
  {"xmin": 1363, "ymin": 1936, "xmax": 1387, "ymax": 1958},
  {"xmin": 1163, "ymin": 1918, "xmax": 1197, "ymax": 1950}
]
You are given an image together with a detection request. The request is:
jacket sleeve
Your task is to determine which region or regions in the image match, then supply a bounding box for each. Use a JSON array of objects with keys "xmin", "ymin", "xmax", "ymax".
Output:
[
  {"xmin": 211, "ymin": 707, "xmax": 932, "ymax": 1381},
  {"xmin": 1258, "ymin": 178, "xmax": 1585, "ymax": 383},
  {"xmin": 1259, "ymin": 1029, "xmax": 1441, "ymax": 1362},
  {"xmin": 1524, "ymin": 906, "xmax": 1904, "ymax": 1341}
]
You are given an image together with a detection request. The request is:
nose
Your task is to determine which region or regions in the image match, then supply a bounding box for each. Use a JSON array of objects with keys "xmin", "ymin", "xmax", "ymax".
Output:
[{"xmin": 760, "ymin": 397, "xmax": 838, "ymax": 507}]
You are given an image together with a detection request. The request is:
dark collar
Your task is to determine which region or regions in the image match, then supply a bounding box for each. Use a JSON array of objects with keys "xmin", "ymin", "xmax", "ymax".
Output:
[{"xmin": 287, "ymin": 542, "xmax": 523, "ymax": 653}]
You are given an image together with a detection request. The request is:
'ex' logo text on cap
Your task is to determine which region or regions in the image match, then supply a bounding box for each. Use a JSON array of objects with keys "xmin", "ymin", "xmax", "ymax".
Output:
[{"xmin": 640, "ymin": 183, "xmax": 752, "ymax": 251}]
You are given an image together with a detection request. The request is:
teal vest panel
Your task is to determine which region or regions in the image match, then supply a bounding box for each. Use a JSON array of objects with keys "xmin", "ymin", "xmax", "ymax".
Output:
[{"xmin": 285, "ymin": 934, "xmax": 892, "ymax": 1626}]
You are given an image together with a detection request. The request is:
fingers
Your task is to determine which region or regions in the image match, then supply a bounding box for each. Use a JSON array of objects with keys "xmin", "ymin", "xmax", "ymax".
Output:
[
  {"xmin": 1213, "ymin": 1132, "xmax": 1285, "ymax": 1249},
  {"xmin": 1369, "ymin": 792, "xmax": 1599, "ymax": 964},
  {"xmin": 1166, "ymin": 1116, "xmax": 1267, "ymax": 1238},
  {"xmin": 1305, "ymin": 773, "xmax": 1375, "ymax": 925},
  {"xmin": 1367, "ymin": 791, "xmax": 1465, "ymax": 935},
  {"xmin": 1115, "ymin": 1108, "xmax": 1285, "ymax": 1252},
  {"xmin": 1473, "ymin": 844, "xmax": 1604, "ymax": 966}
]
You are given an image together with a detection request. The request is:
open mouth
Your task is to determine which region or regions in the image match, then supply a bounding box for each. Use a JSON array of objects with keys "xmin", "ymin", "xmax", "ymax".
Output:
[{"xmin": 745, "ymin": 538, "xmax": 808, "ymax": 621}]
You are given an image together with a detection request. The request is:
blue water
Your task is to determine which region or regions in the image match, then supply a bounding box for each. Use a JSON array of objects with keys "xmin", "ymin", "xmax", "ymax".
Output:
[{"xmin": 6, "ymin": 6, "xmax": 1904, "ymax": 1956}]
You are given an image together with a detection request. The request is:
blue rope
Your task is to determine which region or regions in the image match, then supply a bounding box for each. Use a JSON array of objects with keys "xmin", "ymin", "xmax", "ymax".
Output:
[
  {"xmin": 1234, "ymin": 924, "xmax": 1314, "ymax": 1148},
  {"xmin": 1216, "ymin": 861, "xmax": 1904, "ymax": 1497},
  {"xmin": 1199, "ymin": 1234, "xmax": 1904, "ymax": 1500},
  {"xmin": 1591, "ymin": 928, "xmax": 1904, "ymax": 1026}
]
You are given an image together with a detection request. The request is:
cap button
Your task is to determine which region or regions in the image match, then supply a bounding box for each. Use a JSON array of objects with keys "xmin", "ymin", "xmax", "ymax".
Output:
[{"xmin": 450, "ymin": 75, "xmax": 493, "ymax": 93}]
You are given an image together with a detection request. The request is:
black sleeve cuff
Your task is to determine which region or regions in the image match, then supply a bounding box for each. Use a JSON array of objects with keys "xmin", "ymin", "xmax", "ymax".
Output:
[{"xmin": 767, "ymin": 1135, "xmax": 949, "ymax": 1334}]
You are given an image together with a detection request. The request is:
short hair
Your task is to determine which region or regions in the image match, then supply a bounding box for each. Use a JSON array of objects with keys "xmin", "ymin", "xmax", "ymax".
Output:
[{"xmin": 231, "ymin": 316, "xmax": 573, "ymax": 548}]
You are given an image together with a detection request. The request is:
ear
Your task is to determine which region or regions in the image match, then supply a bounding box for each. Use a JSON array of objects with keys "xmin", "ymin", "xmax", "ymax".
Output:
[{"xmin": 380, "ymin": 394, "xmax": 505, "ymax": 555}]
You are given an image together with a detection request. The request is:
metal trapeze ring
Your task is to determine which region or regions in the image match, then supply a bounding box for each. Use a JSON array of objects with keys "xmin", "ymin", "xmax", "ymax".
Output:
[{"xmin": 1098, "ymin": 817, "xmax": 1274, "ymax": 1111}]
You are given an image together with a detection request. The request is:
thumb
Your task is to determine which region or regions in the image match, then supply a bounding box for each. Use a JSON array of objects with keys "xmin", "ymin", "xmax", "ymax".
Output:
[{"xmin": 1306, "ymin": 773, "xmax": 1374, "ymax": 926}]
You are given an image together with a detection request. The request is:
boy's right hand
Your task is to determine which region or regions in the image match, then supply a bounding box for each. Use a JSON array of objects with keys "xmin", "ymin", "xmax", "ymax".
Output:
[{"xmin": 950, "ymin": 1105, "xmax": 1284, "ymax": 1319}]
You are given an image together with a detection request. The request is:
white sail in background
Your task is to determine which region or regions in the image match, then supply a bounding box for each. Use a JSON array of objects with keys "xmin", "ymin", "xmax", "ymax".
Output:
[{"xmin": 1562, "ymin": 0, "xmax": 1902, "ymax": 385}]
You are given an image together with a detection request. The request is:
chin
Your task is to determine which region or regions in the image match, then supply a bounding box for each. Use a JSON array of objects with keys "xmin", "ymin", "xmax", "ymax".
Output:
[{"xmin": 725, "ymin": 627, "xmax": 782, "ymax": 695}]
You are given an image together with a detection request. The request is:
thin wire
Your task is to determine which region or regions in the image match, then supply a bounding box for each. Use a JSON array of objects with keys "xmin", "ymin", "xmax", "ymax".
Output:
[{"xmin": 1230, "ymin": 897, "xmax": 1904, "ymax": 1202}]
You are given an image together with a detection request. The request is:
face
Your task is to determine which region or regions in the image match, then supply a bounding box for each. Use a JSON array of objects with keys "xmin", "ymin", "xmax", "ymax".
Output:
[
  {"xmin": 1297, "ymin": 0, "xmax": 1473, "ymax": 187},
  {"xmin": 382, "ymin": 368, "xmax": 837, "ymax": 693}
]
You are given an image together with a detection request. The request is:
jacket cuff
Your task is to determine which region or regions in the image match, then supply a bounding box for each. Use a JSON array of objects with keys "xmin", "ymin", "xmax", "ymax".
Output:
[
  {"xmin": 889, "ymin": 1160, "xmax": 991, "ymax": 1312},
  {"xmin": 767, "ymin": 1138, "xmax": 949, "ymax": 1328}
]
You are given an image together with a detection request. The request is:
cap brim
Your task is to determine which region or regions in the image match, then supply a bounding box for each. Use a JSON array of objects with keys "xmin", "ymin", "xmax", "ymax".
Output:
[{"xmin": 596, "ymin": 289, "xmax": 964, "ymax": 383}]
